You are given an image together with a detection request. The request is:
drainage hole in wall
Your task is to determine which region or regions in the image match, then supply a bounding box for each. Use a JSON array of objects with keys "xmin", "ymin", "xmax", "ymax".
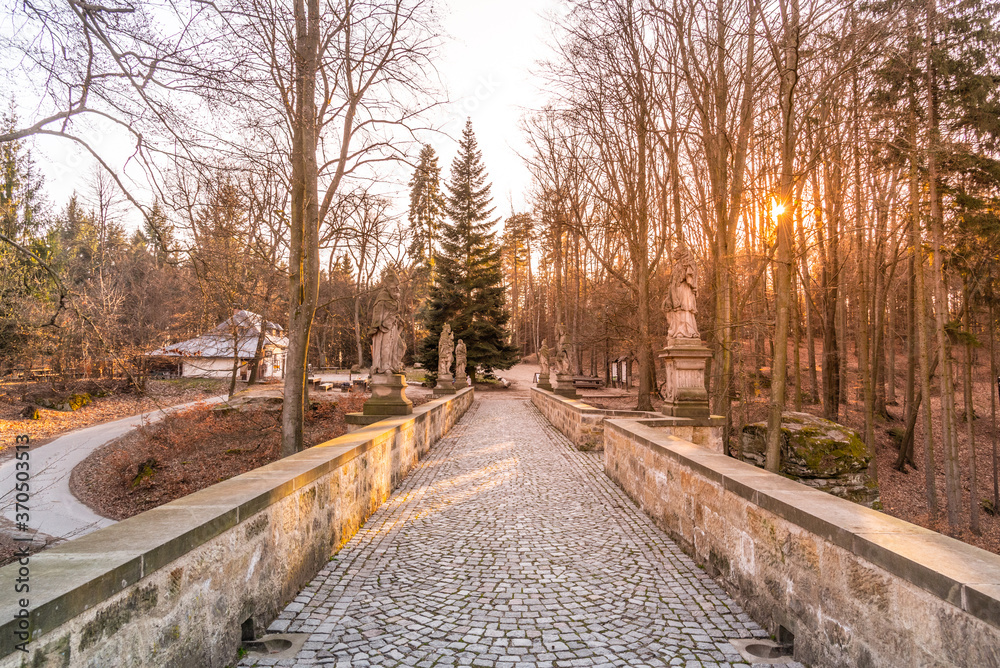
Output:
[
  {"xmin": 241, "ymin": 617, "xmax": 255, "ymax": 642},
  {"xmin": 241, "ymin": 633, "xmax": 309, "ymax": 659},
  {"xmin": 730, "ymin": 638, "xmax": 795, "ymax": 665},
  {"xmin": 746, "ymin": 643, "xmax": 793, "ymax": 659},
  {"xmin": 244, "ymin": 638, "xmax": 293, "ymax": 654}
]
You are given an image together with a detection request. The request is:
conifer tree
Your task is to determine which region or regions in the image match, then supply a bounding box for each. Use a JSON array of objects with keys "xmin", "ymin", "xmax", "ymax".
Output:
[
  {"xmin": 144, "ymin": 200, "xmax": 174, "ymax": 268},
  {"xmin": 419, "ymin": 120, "xmax": 519, "ymax": 380},
  {"xmin": 407, "ymin": 144, "xmax": 446, "ymax": 269},
  {"xmin": 1, "ymin": 103, "xmax": 43, "ymax": 242}
]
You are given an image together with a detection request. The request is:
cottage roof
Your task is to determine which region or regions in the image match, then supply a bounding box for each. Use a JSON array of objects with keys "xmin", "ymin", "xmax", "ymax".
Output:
[
  {"xmin": 210, "ymin": 309, "xmax": 284, "ymax": 335},
  {"xmin": 147, "ymin": 310, "xmax": 288, "ymax": 359}
]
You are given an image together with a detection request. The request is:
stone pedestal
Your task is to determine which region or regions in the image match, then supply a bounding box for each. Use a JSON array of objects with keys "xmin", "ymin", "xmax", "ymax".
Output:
[
  {"xmin": 553, "ymin": 372, "xmax": 577, "ymax": 398},
  {"xmin": 537, "ymin": 372, "xmax": 553, "ymax": 391},
  {"xmin": 455, "ymin": 371, "xmax": 468, "ymax": 389},
  {"xmin": 433, "ymin": 372, "xmax": 457, "ymax": 396},
  {"xmin": 658, "ymin": 338, "xmax": 711, "ymax": 418},
  {"xmin": 346, "ymin": 372, "xmax": 412, "ymax": 429}
]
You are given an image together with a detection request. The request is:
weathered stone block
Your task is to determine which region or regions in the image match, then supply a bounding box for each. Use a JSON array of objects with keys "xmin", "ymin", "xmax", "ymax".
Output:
[{"xmin": 740, "ymin": 411, "xmax": 879, "ymax": 507}]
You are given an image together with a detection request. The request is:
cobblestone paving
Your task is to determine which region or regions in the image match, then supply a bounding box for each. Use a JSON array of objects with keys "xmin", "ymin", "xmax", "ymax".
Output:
[{"xmin": 242, "ymin": 398, "xmax": 796, "ymax": 668}]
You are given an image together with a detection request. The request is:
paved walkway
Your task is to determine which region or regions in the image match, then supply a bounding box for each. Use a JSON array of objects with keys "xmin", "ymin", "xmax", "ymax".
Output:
[
  {"xmin": 245, "ymin": 398, "xmax": 783, "ymax": 668},
  {"xmin": 0, "ymin": 395, "xmax": 226, "ymax": 543}
]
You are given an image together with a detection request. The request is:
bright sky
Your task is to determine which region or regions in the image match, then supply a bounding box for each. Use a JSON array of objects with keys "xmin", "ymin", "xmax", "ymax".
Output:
[
  {"xmin": 428, "ymin": 0, "xmax": 562, "ymax": 218},
  {"xmin": 31, "ymin": 0, "xmax": 563, "ymax": 229}
]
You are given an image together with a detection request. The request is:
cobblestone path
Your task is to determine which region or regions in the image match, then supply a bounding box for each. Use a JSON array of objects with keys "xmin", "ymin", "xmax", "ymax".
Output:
[{"xmin": 243, "ymin": 398, "xmax": 786, "ymax": 668}]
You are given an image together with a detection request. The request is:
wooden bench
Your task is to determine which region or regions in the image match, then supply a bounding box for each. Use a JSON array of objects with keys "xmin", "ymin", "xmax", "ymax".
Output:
[
  {"xmin": 319, "ymin": 382, "xmax": 334, "ymax": 392},
  {"xmin": 573, "ymin": 376, "xmax": 605, "ymax": 389}
]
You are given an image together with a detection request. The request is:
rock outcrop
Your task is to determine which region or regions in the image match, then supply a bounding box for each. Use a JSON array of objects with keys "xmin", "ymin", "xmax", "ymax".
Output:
[
  {"xmin": 740, "ymin": 411, "xmax": 879, "ymax": 507},
  {"xmin": 35, "ymin": 392, "xmax": 92, "ymax": 412}
]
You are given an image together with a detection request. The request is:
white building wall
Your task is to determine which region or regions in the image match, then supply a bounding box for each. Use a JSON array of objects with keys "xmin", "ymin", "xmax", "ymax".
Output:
[{"xmin": 181, "ymin": 358, "xmax": 243, "ymax": 379}]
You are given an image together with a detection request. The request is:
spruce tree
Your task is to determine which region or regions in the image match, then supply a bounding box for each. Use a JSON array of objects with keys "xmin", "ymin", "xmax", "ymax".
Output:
[
  {"xmin": 1, "ymin": 103, "xmax": 43, "ymax": 242},
  {"xmin": 406, "ymin": 144, "xmax": 446, "ymax": 268},
  {"xmin": 419, "ymin": 120, "xmax": 519, "ymax": 380}
]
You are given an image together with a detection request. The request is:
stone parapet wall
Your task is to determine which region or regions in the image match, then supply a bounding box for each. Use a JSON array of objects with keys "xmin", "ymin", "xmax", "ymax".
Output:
[
  {"xmin": 604, "ymin": 418, "xmax": 1000, "ymax": 668},
  {"xmin": 530, "ymin": 387, "xmax": 651, "ymax": 450},
  {"xmin": 0, "ymin": 388, "xmax": 474, "ymax": 668},
  {"xmin": 530, "ymin": 387, "xmax": 723, "ymax": 452}
]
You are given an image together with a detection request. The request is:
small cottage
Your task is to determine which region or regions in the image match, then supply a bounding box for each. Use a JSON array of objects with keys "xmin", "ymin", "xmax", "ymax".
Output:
[{"xmin": 147, "ymin": 310, "xmax": 288, "ymax": 379}]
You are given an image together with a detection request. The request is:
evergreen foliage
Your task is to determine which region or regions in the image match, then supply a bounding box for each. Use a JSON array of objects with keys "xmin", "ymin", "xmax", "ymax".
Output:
[
  {"xmin": 143, "ymin": 200, "xmax": 174, "ymax": 268},
  {"xmin": 1, "ymin": 103, "xmax": 43, "ymax": 242},
  {"xmin": 0, "ymin": 103, "xmax": 48, "ymax": 363},
  {"xmin": 407, "ymin": 144, "xmax": 446, "ymax": 268},
  {"xmin": 419, "ymin": 120, "xmax": 519, "ymax": 379}
]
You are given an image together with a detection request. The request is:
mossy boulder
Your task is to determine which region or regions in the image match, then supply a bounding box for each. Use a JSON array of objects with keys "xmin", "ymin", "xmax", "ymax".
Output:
[
  {"xmin": 212, "ymin": 389, "xmax": 283, "ymax": 413},
  {"xmin": 36, "ymin": 392, "xmax": 92, "ymax": 412},
  {"xmin": 740, "ymin": 411, "xmax": 879, "ymax": 507}
]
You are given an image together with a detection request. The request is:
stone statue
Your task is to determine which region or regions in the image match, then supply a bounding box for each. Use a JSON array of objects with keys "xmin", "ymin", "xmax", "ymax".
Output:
[
  {"xmin": 538, "ymin": 339, "xmax": 550, "ymax": 376},
  {"xmin": 455, "ymin": 339, "xmax": 467, "ymax": 380},
  {"xmin": 664, "ymin": 244, "xmax": 699, "ymax": 339},
  {"xmin": 438, "ymin": 323, "xmax": 454, "ymax": 377},
  {"xmin": 369, "ymin": 271, "xmax": 407, "ymax": 374},
  {"xmin": 554, "ymin": 323, "xmax": 571, "ymax": 375}
]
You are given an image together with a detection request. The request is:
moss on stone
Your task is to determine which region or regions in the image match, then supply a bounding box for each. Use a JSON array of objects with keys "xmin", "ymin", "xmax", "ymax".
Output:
[
  {"xmin": 67, "ymin": 393, "xmax": 91, "ymax": 411},
  {"xmin": 78, "ymin": 584, "xmax": 158, "ymax": 651},
  {"xmin": 741, "ymin": 411, "xmax": 879, "ymax": 507},
  {"xmin": 35, "ymin": 392, "xmax": 91, "ymax": 412}
]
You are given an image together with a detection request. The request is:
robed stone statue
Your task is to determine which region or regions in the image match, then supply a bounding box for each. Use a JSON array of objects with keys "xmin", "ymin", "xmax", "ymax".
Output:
[
  {"xmin": 538, "ymin": 339, "xmax": 550, "ymax": 376},
  {"xmin": 554, "ymin": 323, "xmax": 571, "ymax": 375},
  {"xmin": 664, "ymin": 244, "xmax": 699, "ymax": 339},
  {"xmin": 455, "ymin": 339, "xmax": 467, "ymax": 382},
  {"xmin": 369, "ymin": 271, "xmax": 407, "ymax": 374},
  {"xmin": 438, "ymin": 323, "xmax": 454, "ymax": 377}
]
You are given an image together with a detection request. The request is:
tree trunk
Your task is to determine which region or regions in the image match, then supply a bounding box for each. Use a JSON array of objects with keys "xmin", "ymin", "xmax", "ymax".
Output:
[
  {"xmin": 852, "ymin": 54, "xmax": 877, "ymax": 484},
  {"xmin": 887, "ymin": 283, "xmax": 898, "ymax": 406},
  {"xmin": 990, "ymin": 295, "xmax": 999, "ymax": 512},
  {"xmin": 765, "ymin": 0, "xmax": 799, "ymax": 473},
  {"xmin": 910, "ymin": 69, "xmax": 939, "ymax": 510},
  {"xmin": 248, "ymin": 305, "xmax": 270, "ymax": 386},
  {"xmin": 228, "ymin": 337, "xmax": 240, "ymax": 399},
  {"xmin": 818, "ymin": 158, "xmax": 840, "ymax": 421},
  {"xmin": 964, "ymin": 284, "xmax": 979, "ymax": 534},
  {"xmin": 796, "ymin": 200, "xmax": 819, "ymax": 403},
  {"xmin": 353, "ymin": 292, "xmax": 364, "ymax": 368},
  {"xmin": 281, "ymin": 0, "xmax": 320, "ymax": 458},
  {"xmin": 553, "ymin": 211, "xmax": 564, "ymax": 340},
  {"xmin": 926, "ymin": 0, "xmax": 960, "ymax": 526},
  {"xmin": 793, "ymin": 269, "xmax": 803, "ymax": 411}
]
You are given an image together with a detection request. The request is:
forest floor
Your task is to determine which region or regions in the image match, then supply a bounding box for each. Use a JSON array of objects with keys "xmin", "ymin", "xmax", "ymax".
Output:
[
  {"xmin": 71, "ymin": 389, "xmax": 434, "ymax": 521},
  {"xmin": 0, "ymin": 377, "xmax": 229, "ymax": 454},
  {"xmin": 587, "ymin": 352, "xmax": 1000, "ymax": 557}
]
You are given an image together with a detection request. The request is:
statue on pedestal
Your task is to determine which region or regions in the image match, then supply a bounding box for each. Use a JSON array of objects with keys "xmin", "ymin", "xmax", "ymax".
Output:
[
  {"xmin": 658, "ymin": 243, "xmax": 711, "ymax": 418},
  {"xmin": 347, "ymin": 268, "xmax": 413, "ymax": 428},
  {"xmin": 369, "ymin": 271, "xmax": 407, "ymax": 374},
  {"xmin": 538, "ymin": 339, "xmax": 550, "ymax": 376},
  {"xmin": 537, "ymin": 339, "xmax": 553, "ymax": 390},
  {"xmin": 552, "ymin": 322, "xmax": 576, "ymax": 397},
  {"xmin": 554, "ymin": 323, "xmax": 571, "ymax": 375},
  {"xmin": 438, "ymin": 323, "xmax": 454, "ymax": 377},
  {"xmin": 455, "ymin": 339, "xmax": 467, "ymax": 384},
  {"xmin": 664, "ymin": 244, "xmax": 699, "ymax": 339}
]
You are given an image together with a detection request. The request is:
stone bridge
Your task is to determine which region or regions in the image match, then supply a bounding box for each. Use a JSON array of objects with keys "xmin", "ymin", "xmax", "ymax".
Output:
[{"xmin": 2, "ymin": 386, "xmax": 998, "ymax": 667}]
